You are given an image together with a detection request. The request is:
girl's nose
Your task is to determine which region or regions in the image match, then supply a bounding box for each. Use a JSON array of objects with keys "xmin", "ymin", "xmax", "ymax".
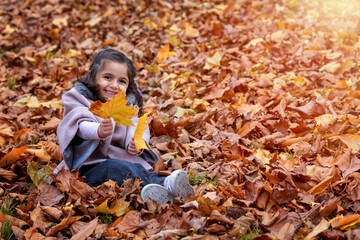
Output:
[{"xmin": 110, "ymin": 80, "xmax": 119, "ymax": 89}]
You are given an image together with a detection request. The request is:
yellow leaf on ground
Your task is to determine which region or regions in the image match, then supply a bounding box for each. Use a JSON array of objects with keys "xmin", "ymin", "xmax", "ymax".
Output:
[
  {"xmin": 14, "ymin": 96, "xmax": 40, "ymax": 108},
  {"xmin": 52, "ymin": 16, "xmax": 68, "ymax": 27},
  {"xmin": 134, "ymin": 112, "xmax": 150, "ymax": 152},
  {"xmin": 94, "ymin": 199, "xmax": 130, "ymax": 217},
  {"xmin": 89, "ymin": 91, "xmax": 138, "ymax": 127},
  {"xmin": 204, "ymin": 51, "xmax": 222, "ymax": 70},
  {"xmin": 27, "ymin": 147, "xmax": 52, "ymax": 162},
  {"xmin": 0, "ymin": 146, "xmax": 27, "ymax": 168},
  {"xmin": 184, "ymin": 22, "xmax": 199, "ymax": 37}
]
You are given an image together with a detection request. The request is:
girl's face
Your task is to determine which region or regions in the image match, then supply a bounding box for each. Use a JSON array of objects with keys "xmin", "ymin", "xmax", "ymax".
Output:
[{"xmin": 95, "ymin": 61, "xmax": 129, "ymax": 101}]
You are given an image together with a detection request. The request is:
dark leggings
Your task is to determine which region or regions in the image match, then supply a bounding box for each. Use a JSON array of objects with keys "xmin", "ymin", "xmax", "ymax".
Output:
[{"xmin": 78, "ymin": 159, "xmax": 166, "ymax": 187}]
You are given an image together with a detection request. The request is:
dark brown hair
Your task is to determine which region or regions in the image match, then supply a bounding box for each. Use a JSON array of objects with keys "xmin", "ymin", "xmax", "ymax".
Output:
[{"xmin": 79, "ymin": 49, "xmax": 143, "ymax": 115}]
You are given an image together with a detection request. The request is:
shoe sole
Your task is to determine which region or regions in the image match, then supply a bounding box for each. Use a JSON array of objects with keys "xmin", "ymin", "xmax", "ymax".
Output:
[
  {"xmin": 141, "ymin": 184, "xmax": 174, "ymax": 204},
  {"xmin": 171, "ymin": 170, "xmax": 194, "ymax": 199}
]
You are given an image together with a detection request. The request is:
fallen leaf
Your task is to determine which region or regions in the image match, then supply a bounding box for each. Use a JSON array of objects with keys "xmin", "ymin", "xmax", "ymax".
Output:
[
  {"xmin": 204, "ymin": 51, "xmax": 222, "ymax": 70},
  {"xmin": 27, "ymin": 161, "xmax": 53, "ymax": 186},
  {"xmin": 26, "ymin": 147, "xmax": 52, "ymax": 162},
  {"xmin": 0, "ymin": 168, "xmax": 17, "ymax": 181},
  {"xmin": 36, "ymin": 182, "xmax": 63, "ymax": 206},
  {"xmin": 330, "ymin": 214, "xmax": 360, "ymax": 230},
  {"xmin": 308, "ymin": 176, "xmax": 333, "ymax": 196},
  {"xmin": 94, "ymin": 199, "xmax": 130, "ymax": 217},
  {"xmin": 70, "ymin": 217, "xmax": 98, "ymax": 240},
  {"xmin": 46, "ymin": 216, "xmax": 83, "ymax": 236},
  {"xmin": 0, "ymin": 146, "xmax": 27, "ymax": 168},
  {"xmin": 156, "ymin": 44, "xmax": 175, "ymax": 64}
]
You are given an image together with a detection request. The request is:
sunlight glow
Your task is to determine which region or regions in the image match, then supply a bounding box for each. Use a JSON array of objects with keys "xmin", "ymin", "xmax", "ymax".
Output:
[{"xmin": 303, "ymin": 0, "xmax": 360, "ymax": 32}]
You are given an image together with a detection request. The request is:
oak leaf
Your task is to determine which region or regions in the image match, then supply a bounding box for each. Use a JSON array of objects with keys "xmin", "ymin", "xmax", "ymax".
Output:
[
  {"xmin": 134, "ymin": 112, "xmax": 150, "ymax": 152},
  {"xmin": 89, "ymin": 91, "xmax": 138, "ymax": 127}
]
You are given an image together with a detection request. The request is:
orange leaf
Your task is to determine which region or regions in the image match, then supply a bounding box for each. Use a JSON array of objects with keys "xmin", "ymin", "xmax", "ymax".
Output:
[
  {"xmin": 134, "ymin": 112, "xmax": 150, "ymax": 152},
  {"xmin": 103, "ymin": 39, "xmax": 116, "ymax": 46},
  {"xmin": 156, "ymin": 44, "xmax": 175, "ymax": 64},
  {"xmin": 236, "ymin": 121, "xmax": 258, "ymax": 137},
  {"xmin": 46, "ymin": 216, "xmax": 82, "ymax": 236},
  {"xmin": 0, "ymin": 211, "xmax": 28, "ymax": 228},
  {"xmin": 13, "ymin": 128, "xmax": 30, "ymax": 141},
  {"xmin": 281, "ymin": 137, "xmax": 310, "ymax": 146},
  {"xmin": 107, "ymin": 228, "xmax": 127, "ymax": 237},
  {"xmin": 89, "ymin": 91, "xmax": 138, "ymax": 127},
  {"xmin": 330, "ymin": 214, "xmax": 360, "ymax": 230},
  {"xmin": 0, "ymin": 146, "xmax": 27, "ymax": 168},
  {"xmin": 308, "ymin": 176, "xmax": 333, "ymax": 195}
]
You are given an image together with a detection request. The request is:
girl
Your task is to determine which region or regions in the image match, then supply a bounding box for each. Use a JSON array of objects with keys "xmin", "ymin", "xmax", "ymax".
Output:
[{"xmin": 55, "ymin": 49, "xmax": 193, "ymax": 204}]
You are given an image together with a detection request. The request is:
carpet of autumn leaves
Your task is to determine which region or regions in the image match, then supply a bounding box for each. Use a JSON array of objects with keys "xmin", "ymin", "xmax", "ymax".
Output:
[{"xmin": 1, "ymin": 0, "xmax": 360, "ymax": 239}]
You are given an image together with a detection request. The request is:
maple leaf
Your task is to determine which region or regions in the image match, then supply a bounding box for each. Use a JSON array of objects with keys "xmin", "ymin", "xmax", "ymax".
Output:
[
  {"xmin": 134, "ymin": 112, "xmax": 150, "ymax": 152},
  {"xmin": 89, "ymin": 91, "xmax": 138, "ymax": 127},
  {"xmin": 156, "ymin": 44, "xmax": 175, "ymax": 64}
]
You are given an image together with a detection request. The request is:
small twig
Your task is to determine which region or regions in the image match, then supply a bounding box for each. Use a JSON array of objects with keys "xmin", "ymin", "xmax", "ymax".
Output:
[{"xmin": 291, "ymin": 199, "xmax": 326, "ymax": 237}]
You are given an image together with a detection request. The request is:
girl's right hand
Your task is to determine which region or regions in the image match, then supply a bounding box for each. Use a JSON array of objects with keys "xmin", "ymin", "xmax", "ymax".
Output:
[{"xmin": 98, "ymin": 117, "xmax": 113, "ymax": 138}]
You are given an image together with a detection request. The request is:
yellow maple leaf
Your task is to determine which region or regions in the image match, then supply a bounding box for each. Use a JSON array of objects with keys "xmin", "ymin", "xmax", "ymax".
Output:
[
  {"xmin": 94, "ymin": 199, "xmax": 130, "ymax": 217},
  {"xmin": 156, "ymin": 44, "xmax": 175, "ymax": 64},
  {"xmin": 89, "ymin": 91, "xmax": 138, "ymax": 127},
  {"xmin": 134, "ymin": 112, "xmax": 150, "ymax": 152}
]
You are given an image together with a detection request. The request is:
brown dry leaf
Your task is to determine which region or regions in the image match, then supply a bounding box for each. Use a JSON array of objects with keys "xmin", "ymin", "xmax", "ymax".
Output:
[
  {"xmin": 40, "ymin": 117, "xmax": 61, "ymax": 131},
  {"xmin": 308, "ymin": 176, "xmax": 334, "ymax": 196},
  {"xmin": 304, "ymin": 218, "xmax": 330, "ymax": 240},
  {"xmin": 70, "ymin": 217, "xmax": 98, "ymax": 240},
  {"xmin": 0, "ymin": 146, "xmax": 27, "ymax": 167},
  {"xmin": 24, "ymin": 227, "xmax": 45, "ymax": 240},
  {"xmin": 336, "ymin": 134, "xmax": 360, "ymax": 153},
  {"xmin": 114, "ymin": 212, "xmax": 140, "ymax": 233},
  {"xmin": 36, "ymin": 182, "xmax": 64, "ymax": 206},
  {"xmin": 237, "ymin": 121, "xmax": 258, "ymax": 138},
  {"xmin": 46, "ymin": 216, "xmax": 83, "ymax": 236},
  {"xmin": 0, "ymin": 167, "xmax": 17, "ymax": 181},
  {"xmin": 40, "ymin": 206, "xmax": 62, "ymax": 220},
  {"xmin": 0, "ymin": 211, "xmax": 28, "ymax": 228}
]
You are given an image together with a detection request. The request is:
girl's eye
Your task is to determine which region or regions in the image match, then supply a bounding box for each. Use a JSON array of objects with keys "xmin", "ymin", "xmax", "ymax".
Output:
[
  {"xmin": 119, "ymin": 79, "xmax": 127, "ymax": 84},
  {"xmin": 104, "ymin": 76, "xmax": 111, "ymax": 80}
]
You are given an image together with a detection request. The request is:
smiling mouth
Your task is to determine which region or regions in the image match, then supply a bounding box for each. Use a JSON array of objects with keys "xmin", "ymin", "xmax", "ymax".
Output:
[{"xmin": 104, "ymin": 90, "xmax": 118, "ymax": 96}]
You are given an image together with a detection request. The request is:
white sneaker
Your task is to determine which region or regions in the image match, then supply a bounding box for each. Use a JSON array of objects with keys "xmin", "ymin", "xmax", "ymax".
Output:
[
  {"xmin": 164, "ymin": 170, "xmax": 194, "ymax": 199},
  {"xmin": 141, "ymin": 184, "xmax": 174, "ymax": 204}
]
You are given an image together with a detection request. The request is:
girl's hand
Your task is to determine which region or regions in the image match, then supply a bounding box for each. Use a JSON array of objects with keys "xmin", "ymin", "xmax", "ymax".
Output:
[
  {"xmin": 128, "ymin": 137, "xmax": 141, "ymax": 155},
  {"xmin": 98, "ymin": 118, "xmax": 113, "ymax": 138}
]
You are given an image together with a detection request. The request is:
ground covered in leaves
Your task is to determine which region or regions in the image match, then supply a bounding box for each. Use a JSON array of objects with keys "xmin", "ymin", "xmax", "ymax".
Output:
[{"xmin": 1, "ymin": 0, "xmax": 360, "ymax": 239}]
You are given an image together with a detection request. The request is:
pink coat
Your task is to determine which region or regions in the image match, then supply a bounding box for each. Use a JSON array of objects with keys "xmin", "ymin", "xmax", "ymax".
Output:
[{"xmin": 54, "ymin": 83, "xmax": 158, "ymax": 174}]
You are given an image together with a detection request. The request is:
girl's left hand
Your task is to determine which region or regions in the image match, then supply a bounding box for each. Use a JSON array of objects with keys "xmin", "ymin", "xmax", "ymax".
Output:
[{"xmin": 128, "ymin": 137, "xmax": 141, "ymax": 155}]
